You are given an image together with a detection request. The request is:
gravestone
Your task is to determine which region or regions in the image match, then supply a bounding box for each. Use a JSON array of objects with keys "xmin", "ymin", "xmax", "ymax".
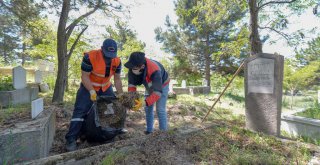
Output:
[
  {"xmin": 32, "ymin": 98, "xmax": 44, "ymax": 119},
  {"xmin": 181, "ymin": 80, "xmax": 187, "ymax": 88},
  {"xmin": 13, "ymin": 66, "xmax": 27, "ymax": 89},
  {"xmin": 169, "ymin": 79, "xmax": 178, "ymax": 93},
  {"xmin": 245, "ymin": 53, "xmax": 284, "ymax": 136},
  {"xmin": 202, "ymin": 79, "xmax": 208, "ymax": 86},
  {"xmin": 34, "ymin": 70, "xmax": 42, "ymax": 83},
  {"xmin": 38, "ymin": 60, "xmax": 47, "ymax": 71}
]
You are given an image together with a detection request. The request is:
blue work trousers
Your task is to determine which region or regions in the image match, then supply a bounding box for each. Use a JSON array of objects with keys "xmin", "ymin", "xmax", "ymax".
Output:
[
  {"xmin": 145, "ymin": 85, "xmax": 169, "ymax": 132},
  {"xmin": 65, "ymin": 84, "xmax": 115, "ymax": 142}
]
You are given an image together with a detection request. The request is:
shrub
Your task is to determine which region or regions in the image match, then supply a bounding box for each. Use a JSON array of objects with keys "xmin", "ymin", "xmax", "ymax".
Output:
[{"xmin": 0, "ymin": 75, "xmax": 14, "ymax": 91}]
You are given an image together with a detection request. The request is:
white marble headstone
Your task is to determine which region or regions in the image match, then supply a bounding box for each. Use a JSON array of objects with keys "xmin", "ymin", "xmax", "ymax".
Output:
[
  {"xmin": 35, "ymin": 70, "xmax": 42, "ymax": 83},
  {"xmin": 181, "ymin": 80, "xmax": 187, "ymax": 88},
  {"xmin": 32, "ymin": 98, "xmax": 44, "ymax": 119},
  {"xmin": 13, "ymin": 66, "xmax": 27, "ymax": 89}
]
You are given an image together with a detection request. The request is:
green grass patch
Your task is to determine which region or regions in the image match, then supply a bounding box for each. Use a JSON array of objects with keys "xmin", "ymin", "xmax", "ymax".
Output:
[
  {"xmin": 101, "ymin": 150, "xmax": 125, "ymax": 165},
  {"xmin": 224, "ymin": 92, "xmax": 245, "ymax": 103},
  {"xmin": 294, "ymin": 98, "xmax": 320, "ymax": 120},
  {"xmin": 282, "ymin": 95, "xmax": 315, "ymax": 111},
  {"xmin": 0, "ymin": 75, "xmax": 14, "ymax": 91},
  {"xmin": 295, "ymin": 107, "xmax": 320, "ymax": 120},
  {"xmin": 188, "ymin": 126, "xmax": 311, "ymax": 164},
  {"xmin": 282, "ymin": 130, "xmax": 320, "ymax": 146}
]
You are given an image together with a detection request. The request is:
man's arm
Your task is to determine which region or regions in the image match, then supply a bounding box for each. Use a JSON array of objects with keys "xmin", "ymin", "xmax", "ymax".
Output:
[
  {"xmin": 128, "ymin": 70, "xmax": 137, "ymax": 92},
  {"xmin": 81, "ymin": 71, "xmax": 94, "ymax": 91},
  {"xmin": 114, "ymin": 73, "xmax": 123, "ymax": 93},
  {"xmin": 145, "ymin": 71, "xmax": 162, "ymax": 106}
]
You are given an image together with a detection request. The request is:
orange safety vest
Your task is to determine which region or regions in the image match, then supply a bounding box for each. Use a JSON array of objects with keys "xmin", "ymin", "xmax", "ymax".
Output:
[{"xmin": 86, "ymin": 49, "xmax": 120, "ymax": 92}]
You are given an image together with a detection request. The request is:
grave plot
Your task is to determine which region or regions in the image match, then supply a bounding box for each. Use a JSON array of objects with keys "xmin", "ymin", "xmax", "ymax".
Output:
[
  {"xmin": 49, "ymin": 92, "xmax": 142, "ymax": 155},
  {"xmin": 25, "ymin": 124, "xmax": 320, "ymax": 165},
  {"xmin": 172, "ymin": 79, "xmax": 211, "ymax": 95},
  {"xmin": 0, "ymin": 105, "xmax": 55, "ymax": 163},
  {"xmin": 0, "ymin": 66, "xmax": 39, "ymax": 108},
  {"xmin": 0, "ymin": 68, "xmax": 55, "ymax": 164}
]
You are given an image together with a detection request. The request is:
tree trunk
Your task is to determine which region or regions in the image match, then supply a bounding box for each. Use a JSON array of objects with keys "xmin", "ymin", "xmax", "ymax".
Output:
[
  {"xmin": 52, "ymin": 0, "xmax": 70, "ymax": 103},
  {"xmin": 65, "ymin": 69, "xmax": 69, "ymax": 91},
  {"xmin": 21, "ymin": 27, "xmax": 27, "ymax": 66},
  {"xmin": 290, "ymin": 89, "xmax": 294, "ymax": 110},
  {"xmin": 52, "ymin": 0, "xmax": 100, "ymax": 103},
  {"xmin": 248, "ymin": 0, "xmax": 262, "ymax": 55},
  {"xmin": 205, "ymin": 54, "xmax": 211, "ymax": 87},
  {"xmin": 205, "ymin": 36, "xmax": 211, "ymax": 87}
]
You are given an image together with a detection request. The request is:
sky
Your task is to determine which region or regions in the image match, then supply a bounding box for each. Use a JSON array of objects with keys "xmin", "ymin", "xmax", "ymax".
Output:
[
  {"xmin": 49, "ymin": 0, "xmax": 320, "ymax": 59},
  {"xmin": 125, "ymin": 1, "xmax": 320, "ymax": 58}
]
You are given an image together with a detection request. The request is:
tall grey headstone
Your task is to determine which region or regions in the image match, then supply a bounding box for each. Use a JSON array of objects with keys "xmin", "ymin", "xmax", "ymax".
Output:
[
  {"xmin": 35, "ymin": 70, "xmax": 42, "ymax": 83},
  {"xmin": 13, "ymin": 66, "xmax": 27, "ymax": 89},
  {"xmin": 181, "ymin": 80, "xmax": 187, "ymax": 88},
  {"xmin": 32, "ymin": 98, "xmax": 44, "ymax": 119},
  {"xmin": 245, "ymin": 53, "xmax": 284, "ymax": 136}
]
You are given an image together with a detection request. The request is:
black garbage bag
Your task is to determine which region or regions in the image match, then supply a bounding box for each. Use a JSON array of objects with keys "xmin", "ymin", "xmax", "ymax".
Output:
[{"xmin": 82, "ymin": 102, "xmax": 122, "ymax": 143}]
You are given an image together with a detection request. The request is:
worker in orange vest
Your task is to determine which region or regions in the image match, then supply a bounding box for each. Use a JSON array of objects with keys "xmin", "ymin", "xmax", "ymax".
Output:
[
  {"xmin": 125, "ymin": 52, "xmax": 170, "ymax": 135},
  {"xmin": 65, "ymin": 39, "xmax": 124, "ymax": 151}
]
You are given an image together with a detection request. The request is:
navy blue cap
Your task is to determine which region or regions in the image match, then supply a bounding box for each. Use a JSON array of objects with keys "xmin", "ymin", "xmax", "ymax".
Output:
[
  {"xmin": 124, "ymin": 52, "xmax": 146, "ymax": 69},
  {"xmin": 101, "ymin": 39, "xmax": 117, "ymax": 58}
]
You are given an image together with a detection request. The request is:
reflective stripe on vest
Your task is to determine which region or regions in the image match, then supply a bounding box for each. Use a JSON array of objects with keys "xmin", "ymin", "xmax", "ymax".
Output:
[
  {"xmin": 91, "ymin": 71, "xmax": 105, "ymax": 78},
  {"xmin": 91, "ymin": 81, "xmax": 111, "ymax": 87}
]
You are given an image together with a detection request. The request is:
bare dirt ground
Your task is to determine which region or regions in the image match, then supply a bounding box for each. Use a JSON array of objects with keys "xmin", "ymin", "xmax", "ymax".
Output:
[
  {"xmin": 0, "ymin": 106, "xmax": 32, "ymax": 131},
  {"xmin": 3, "ymin": 92, "xmax": 319, "ymax": 164},
  {"xmin": 48, "ymin": 98, "xmax": 203, "ymax": 156}
]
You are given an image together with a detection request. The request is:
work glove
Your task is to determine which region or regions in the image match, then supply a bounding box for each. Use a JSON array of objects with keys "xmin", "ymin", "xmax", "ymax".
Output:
[
  {"xmin": 133, "ymin": 98, "xmax": 145, "ymax": 111},
  {"xmin": 89, "ymin": 90, "xmax": 97, "ymax": 101}
]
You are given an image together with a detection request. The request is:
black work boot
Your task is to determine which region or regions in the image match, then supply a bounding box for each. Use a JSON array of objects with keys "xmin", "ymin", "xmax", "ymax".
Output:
[
  {"xmin": 144, "ymin": 131, "xmax": 152, "ymax": 135},
  {"xmin": 66, "ymin": 140, "xmax": 77, "ymax": 152}
]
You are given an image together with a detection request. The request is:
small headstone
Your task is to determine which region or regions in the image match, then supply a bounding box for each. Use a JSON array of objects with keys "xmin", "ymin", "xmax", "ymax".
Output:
[
  {"xmin": 32, "ymin": 98, "xmax": 44, "ymax": 119},
  {"xmin": 34, "ymin": 70, "xmax": 42, "ymax": 83},
  {"xmin": 202, "ymin": 79, "xmax": 208, "ymax": 86},
  {"xmin": 13, "ymin": 66, "xmax": 27, "ymax": 89},
  {"xmin": 181, "ymin": 80, "xmax": 187, "ymax": 88}
]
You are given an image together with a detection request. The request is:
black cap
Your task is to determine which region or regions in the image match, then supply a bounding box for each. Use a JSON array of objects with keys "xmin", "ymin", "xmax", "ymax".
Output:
[
  {"xmin": 124, "ymin": 52, "xmax": 146, "ymax": 69},
  {"xmin": 102, "ymin": 39, "xmax": 117, "ymax": 58}
]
